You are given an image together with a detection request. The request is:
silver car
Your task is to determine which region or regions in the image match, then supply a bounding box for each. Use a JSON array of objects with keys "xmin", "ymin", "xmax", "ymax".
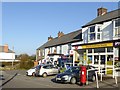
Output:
[{"xmin": 35, "ymin": 64, "xmax": 59, "ymax": 77}]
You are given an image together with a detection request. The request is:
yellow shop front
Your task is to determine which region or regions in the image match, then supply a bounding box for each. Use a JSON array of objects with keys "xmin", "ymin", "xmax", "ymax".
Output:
[{"xmin": 72, "ymin": 42, "xmax": 117, "ymax": 76}]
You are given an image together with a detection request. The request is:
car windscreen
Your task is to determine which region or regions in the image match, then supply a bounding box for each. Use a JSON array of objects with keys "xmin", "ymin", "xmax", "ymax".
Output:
[{"xmin": 64, "ymin": 67, "xmax": 79, "ymax": 73}]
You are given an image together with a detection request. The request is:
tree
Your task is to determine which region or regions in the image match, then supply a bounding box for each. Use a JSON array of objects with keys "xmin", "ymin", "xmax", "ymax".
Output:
[
  {"xmin": 29, "ymin": 54, "xmax": 36, "ymax": 61},
  {"xmin": 18, "ymin": 53, "xmax": 34, "ymax": 69}
]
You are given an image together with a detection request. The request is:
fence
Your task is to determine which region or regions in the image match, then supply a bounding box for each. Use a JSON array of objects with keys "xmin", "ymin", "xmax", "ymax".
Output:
[{"xmin": 93, "ymin": 67, "xmax": 120, "ymax": 88}]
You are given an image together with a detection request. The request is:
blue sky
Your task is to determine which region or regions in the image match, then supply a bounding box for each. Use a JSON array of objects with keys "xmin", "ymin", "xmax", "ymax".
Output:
[{"xmin": 2, "ymin": 2, "xmax": 118, "ymax": 55}]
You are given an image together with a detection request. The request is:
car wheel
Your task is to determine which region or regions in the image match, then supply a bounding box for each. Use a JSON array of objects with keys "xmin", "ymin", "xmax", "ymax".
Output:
[
  {"xmin": 32, "ymin": 72, "xmax": 35, "ymax": 77},
  {"xmin": 42, "ymin": 73, "xmax": 47, "ymax": 78},
  {"xmin": 70, "ymin": 77, "xmax": 76, "ymax": 84},
  {"xmin": 92, "ymin": 75, "xmax": 96, "ymax": 82}
]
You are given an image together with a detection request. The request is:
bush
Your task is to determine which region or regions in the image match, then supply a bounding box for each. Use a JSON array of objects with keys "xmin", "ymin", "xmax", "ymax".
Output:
[{"xmin": 19, "ymin": 60, "xmax": 34, "ymax": 69}]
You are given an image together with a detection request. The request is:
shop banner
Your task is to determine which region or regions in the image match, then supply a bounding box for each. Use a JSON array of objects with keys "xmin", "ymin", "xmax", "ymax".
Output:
[{"xmin": 81, "ymin": 42, "xmax": 113, "ymax": 49}]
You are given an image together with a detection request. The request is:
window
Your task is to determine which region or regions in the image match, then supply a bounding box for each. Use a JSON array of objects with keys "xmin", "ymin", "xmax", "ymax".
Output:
[
  {"xmin": 88, "ymin": 49, "xmax": 92, "ymax": 53},
  {"xmin": 88, "ymin": 55, "xmax": 92, "ymax": 64},
  {"xmin": 94, "ymin": 48, "xmax": 105, "ymax": 53},
  {"xmin": 60, "ymin": 45, "xmax": 62, "ymax": 54},
  {"xmin": 100, "ymin": 55, "xmax": 105, "ymax": 64},
  {"xmin": 97, "ymin": 26, "xmax": 101, "ymax": 40},
  {"xmin": 107, "ymin": 55, "xmax": 113, "ymax": 61},
  {"xmin": 54, "ymin": 47, "xmax": 57, "ymax": 53},
  {"xmin": 115, "ymin": 18, "xmax": 120, "ymax": 27},
  {"xmin": 94, "ymin": 55, "xmax": 99, "ymax": 64},
  {"xmin": 43, "ymin": 65, "xmax": 50, "ymax": 69},
  {"xmin": 97, "ymin": 33, "xmax": 100, "ymax": 39},
  {"xmin": 98, "ymin": 27, "xmax": 101, "ymax": 32},
  {"xmin": 114, "ymin": 18, "xmax": 120, "ymax": 37},
  {"xmin": 68, "ymin": 43, "xmax": 71, "ymax": 54},
  {"xmin": 107, "ymin": 47, "xmax": 113, "ymax": 52},
  {"xmin": 88, "ymin": 26, "xmax": 96, "ymax": 41}
]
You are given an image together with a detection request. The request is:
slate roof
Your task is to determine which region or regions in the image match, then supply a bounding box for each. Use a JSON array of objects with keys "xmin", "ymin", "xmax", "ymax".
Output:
[
  {"xmin": 0, "ymin": 46, "xmax": 14, "ymax": 53},
  {"xmin": 37, "ymin": 29, "xmax": 82, "ymax": 50},
  {"xmin": 82, "ymin": 9, "xmax": 120, "ymax": 28}
]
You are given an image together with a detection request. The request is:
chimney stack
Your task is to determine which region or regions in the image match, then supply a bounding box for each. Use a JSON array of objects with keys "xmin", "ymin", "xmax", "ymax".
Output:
[
  {"xmin": 97, "ymin": 7, "xmax": 107, "ymax": 16},
  {"xmin": 48, "ymin": 35, "xmax": 53, "ymax": 41},
  {"xmin": 4, "ymin": 44, "xmax": 8, "ymax": 53},
  {"xmin": 58, "ymin": 31, "xmax": 64, "ymax": 37}
]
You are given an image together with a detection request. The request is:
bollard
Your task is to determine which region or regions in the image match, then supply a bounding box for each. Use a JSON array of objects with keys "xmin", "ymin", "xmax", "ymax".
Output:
[{"xmin": 95, "ymin": 71, "xmax": 99, "ymax": 88}]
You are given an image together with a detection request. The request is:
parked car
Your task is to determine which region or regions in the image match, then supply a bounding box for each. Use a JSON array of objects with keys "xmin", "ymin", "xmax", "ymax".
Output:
[
  {"xmin": 35, "ymin": 64, "xmax": 59, "ymax": 77},
  {"xmin": 55, "ymin": 65, "xmax": 98, "ymax": 84},
  {"xmin": 26, "ymin": 65, "xmax": 41, "ymax": 76}
]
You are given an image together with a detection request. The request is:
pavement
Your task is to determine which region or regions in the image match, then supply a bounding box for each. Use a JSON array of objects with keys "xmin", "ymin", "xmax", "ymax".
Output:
[
  {"xmin": 0, "ymin": 70, "xmax": 18, "ymax": 87},
  {"xmin": 83, "ymin": 76, "xmax": 120, "ymax": 88}
]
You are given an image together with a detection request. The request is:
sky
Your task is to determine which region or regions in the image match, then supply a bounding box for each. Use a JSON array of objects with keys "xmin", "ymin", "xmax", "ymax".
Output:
[{"xmin": 2, "ymin": 2, "xmax": 119, "ymax": 55}]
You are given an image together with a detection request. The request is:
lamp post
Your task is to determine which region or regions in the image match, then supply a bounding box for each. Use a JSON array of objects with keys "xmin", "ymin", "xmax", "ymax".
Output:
[{"xmin": 12, "ymin": 46, "xmax": 14, "ymax": 68}]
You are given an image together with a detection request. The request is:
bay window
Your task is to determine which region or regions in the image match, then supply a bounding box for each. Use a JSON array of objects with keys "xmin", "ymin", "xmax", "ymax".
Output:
[
  {"xmin": 114, "ymin": 18, "xmax": 120, "ymax": 37},
  {"xmin": 88, "ymin": 25, "xmax": 101, "ymax": 42}
]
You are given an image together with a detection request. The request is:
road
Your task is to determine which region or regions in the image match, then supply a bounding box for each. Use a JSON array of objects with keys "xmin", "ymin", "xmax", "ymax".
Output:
[{"xmin": 1, "ymin": 70, "xmax": 120, "ymax": 89}]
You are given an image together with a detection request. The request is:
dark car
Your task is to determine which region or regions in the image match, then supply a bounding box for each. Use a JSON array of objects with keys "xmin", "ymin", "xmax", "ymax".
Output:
[{"xmin": 55, "ymin": 65, "xmax": 98, "ymax": 84}]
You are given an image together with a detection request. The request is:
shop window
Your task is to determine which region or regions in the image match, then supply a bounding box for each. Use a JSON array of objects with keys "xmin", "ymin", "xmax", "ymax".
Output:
[
  {"xmin": 114, "ymin": 18, "xmax": 120, "ymax": 37},
  {"xmin": 94, "ymin": 55, "xmax": 99, "ymax": 64},
  {"xmin": 107, "ymin": 47, "xmax": 113, "ymax": 52},
  {"xmin": 94, "ymin": 48, "xmax": 105, "ymax": 53},
  {"xmin": 88, "ymin": 55, "xmax": 92, "ymax": 64},
  {"xmin": 88, "ymin": 49, "xmax": 92, "ymax": 53},
  {"xmin": 100, "ymin": 55, "xmax": 105, "ymax": 64},
  {"xmin": 107, "ymin": 55, "xmax": 113, "ymax": 61}
]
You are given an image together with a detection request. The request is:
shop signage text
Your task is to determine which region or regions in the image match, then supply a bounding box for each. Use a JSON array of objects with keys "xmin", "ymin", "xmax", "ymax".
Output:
[{"xmin": 81, "ymin": 43, "xmax": 113, "ymax": 49}]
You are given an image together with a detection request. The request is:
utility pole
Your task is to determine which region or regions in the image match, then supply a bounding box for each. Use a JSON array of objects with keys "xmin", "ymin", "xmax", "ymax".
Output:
[{"xmin": 12, "ymin": 46, "xmax": 14, "ymax": 68}]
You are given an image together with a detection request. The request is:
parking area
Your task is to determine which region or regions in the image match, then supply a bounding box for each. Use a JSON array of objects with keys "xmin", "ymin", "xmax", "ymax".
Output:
[{"xmin": 1, "ymin": 70, "xmax": 120, "ymax": 89}]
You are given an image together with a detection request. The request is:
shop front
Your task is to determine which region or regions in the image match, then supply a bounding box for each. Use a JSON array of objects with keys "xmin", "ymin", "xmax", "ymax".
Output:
[
  {"xmin": 72, "ymin": 41, "xmax": 118, "ymax": 76},
  {"xmin": 114, "ymin": 40, "xmax": 120, "ymax": 66}
]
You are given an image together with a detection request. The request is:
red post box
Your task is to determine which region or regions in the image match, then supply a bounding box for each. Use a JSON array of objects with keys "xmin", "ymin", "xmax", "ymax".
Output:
[{"xmin": 80, "ymin": 66, "xmax": 86, "ymax": 85}]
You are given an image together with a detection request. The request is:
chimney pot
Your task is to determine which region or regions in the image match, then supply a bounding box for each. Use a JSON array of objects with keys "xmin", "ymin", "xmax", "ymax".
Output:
[
  {"xmin": 97, "ymin": 7, "xmax": 107, "ymax": 16},
  {"xmin": 48, "ymin": 35, "xmax": 53, "ymax": 41},
  {"xmin": 4, "ymin": 44, "xmax": 8, "ymax": 53},
  {"xmin": 58, "ymin": 31, "xmax": 64, "ymax": 37}
]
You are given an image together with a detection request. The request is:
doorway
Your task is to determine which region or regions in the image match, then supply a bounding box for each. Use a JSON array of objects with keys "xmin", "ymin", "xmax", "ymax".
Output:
[{"xmin": 94, "ymin": 55, "xmax": 105, "ymax": 64}]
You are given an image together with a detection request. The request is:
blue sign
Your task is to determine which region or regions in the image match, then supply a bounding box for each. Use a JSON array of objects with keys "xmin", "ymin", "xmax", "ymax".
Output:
[{"xmin": 114, "ymin": 41, "xmax": 120, "ymax": 47}]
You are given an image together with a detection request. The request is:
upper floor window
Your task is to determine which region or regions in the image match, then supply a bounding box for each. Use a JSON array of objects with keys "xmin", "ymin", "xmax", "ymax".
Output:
[
  {"xmin": 68, "ymin": 43, "xmax": 71, "ymax": 50},
  {"xmin": 68, "ymin": 43, "xmax": 71, "ymax": 54},
  {"xmin": 54, "ymin": 46, "xmax": 57, "ymax": 53},
  {"xmin": 114, "ymin": 18, "xmax": 120, "ymax": 37},
  {"xmin": 88, "ymin": 26, "xmax": 95, "ymax": 41},
  {"xmin": 60, "ymin": 45, "xmax": 62, "ymax": 54},
  {"xmin": 97, "ymin": 26, "xmax": 101, "ymax": 40}
]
